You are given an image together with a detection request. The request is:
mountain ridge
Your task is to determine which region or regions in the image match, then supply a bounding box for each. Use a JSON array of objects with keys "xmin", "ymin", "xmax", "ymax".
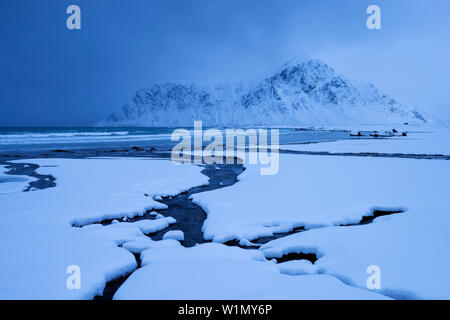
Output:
[{"xmin": 98, "ymin": 58, "xmax": 426, "ymax": 127}]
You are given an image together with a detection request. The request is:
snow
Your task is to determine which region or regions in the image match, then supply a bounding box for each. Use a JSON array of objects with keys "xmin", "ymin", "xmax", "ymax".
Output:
[
  {"xmin": 77, "ymin": 217, "xmax": 178, "ymax": 246},
  {"xmin": 140, "ymin": 243, "xmax": 266, "ymax": 266},
  {"xmin": 277, "ymin": 260, "xmax": 318, "ymax": 276},
  {"xmin": 0, "ymin": 157, "xmax": 208, "ymax": 299},
  {"xmin": 193, "ymin": 153, "xmax": 449, "ymax": 242},
  {"xmin": 192, "ymin": 152, "xmax": 450, "ymax": 299},
  {"xmin": 8, "ymin": 157, "xmax": 208, "ymax": 226},
  {"xmin": 79, "ymin": 222, "xmax": 144, "ymax": 246},
  {"xmin": 122, "ymin": 238, "xmax": 181, "ymax": 254},
  {"xmin": 260, "ymin": 204, "xmax": 450, "ymax": 299},
  {"xmin": 132, "ymin": 217, "xmax": 176, "ymax": 234},
  {"xmin": 0, "ymin": 225, "xmax": 137, "ymax": 299},
  {"xmin": 0, "ymin": 165, "xmax": 36, "ymax": 195},
  {"xmin": 114, "ymin": 243, "xmax": 388, "ymax": 300},
  {"xmin": 162, "ymin": 230, "xmax": 184, "ymax": 241},
  {"xmin": 281, "ymin": 130, "xmax": 450, "ymax": 156}
]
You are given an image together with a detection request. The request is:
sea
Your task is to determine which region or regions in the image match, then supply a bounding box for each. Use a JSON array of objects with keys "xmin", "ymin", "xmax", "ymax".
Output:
[{"xmin": 0, "ymin": 127, "xmax": 358, "ymax": 154}]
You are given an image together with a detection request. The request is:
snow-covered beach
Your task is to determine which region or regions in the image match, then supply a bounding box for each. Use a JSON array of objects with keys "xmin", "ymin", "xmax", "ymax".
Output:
[
  {"xmin": 3, "ymin": 0, "xmax": 450, "ymax": 307},
  {"xmin": 0, "ymin": 127, "xmax": 449, "ymax": 300}
]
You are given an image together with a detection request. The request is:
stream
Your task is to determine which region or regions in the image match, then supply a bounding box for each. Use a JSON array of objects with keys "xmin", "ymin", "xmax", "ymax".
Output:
[
  {"xmin": 91, "ymin": 160, "xmax": 404, "ymax": 300},
  {"xmin": 0, "ymin": 147, "xmax": 414, "ymax": 300}
]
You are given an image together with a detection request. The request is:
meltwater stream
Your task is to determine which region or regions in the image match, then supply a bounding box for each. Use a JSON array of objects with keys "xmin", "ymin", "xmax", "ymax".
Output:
[
  {"xmin": 91, "ymin": 159, "xmax": 404, "ymax": 300},
  {"xmin": 93, "ymin": 161, "xmax": 245, "ymax": 300},
  {"xmin": 117, "ymin": 163, "xmax": 245, "ymax": 248}
]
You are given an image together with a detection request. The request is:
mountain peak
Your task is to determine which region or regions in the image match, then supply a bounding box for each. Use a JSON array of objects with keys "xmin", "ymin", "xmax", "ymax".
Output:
[
  {"xmin": 271, "ymin": 57, "xmax": 336, "ymax": 86},
  {"xmin": 279, "ymin": 54, "xmax": 313, "ymax": 68},
  {"xmin": 274, "ymin": 55, "xmax": 331, "ymax": 73}
]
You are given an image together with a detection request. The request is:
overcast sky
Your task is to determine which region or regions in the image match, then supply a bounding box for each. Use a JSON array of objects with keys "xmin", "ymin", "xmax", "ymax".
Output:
[{"xmin": 1, "ymin": 0, "xmax": 449, "ymax": 126}]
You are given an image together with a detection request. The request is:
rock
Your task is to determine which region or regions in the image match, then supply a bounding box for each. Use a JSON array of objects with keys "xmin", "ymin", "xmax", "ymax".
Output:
[
  {"xmin": 370, "ymin": 131, "xmax": 395, "ymax": 138},
  {"xmin": 53, "ymin": 149, "xmax": 72, "ymax": 153}
]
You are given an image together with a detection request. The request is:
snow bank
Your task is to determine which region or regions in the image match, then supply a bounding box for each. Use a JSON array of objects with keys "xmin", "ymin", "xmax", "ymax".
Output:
[
  {"xmin": 192, "ymin": 152, "xmax": 450, "ymax": 299},
  {"xmin": 79, "ymin": 223, "xmax": 145, "ymax": 246},
  {"xmin": 162, "ymin": 230, "xmax": 184, "ymax": 241},
  {"xmin": 260, "ymin": 206, "xmax": 450, "ymax": 299},
  {"xmin": 140, "ymin": 242, "xmax": 266, "ymax": 266},
  {"xmin": 115, "ymin": 243, "xmax": 387, "ymax": 299},
  {"xmin": 193, "ymin": 154, "xmax": 448, "ymax": 242},
  {"xmin": 0, "ymin": 225, "xmax": 137, "ymax": 299},
  {"xmin": 10, "ymin": 157, "xmax": 208, "ymax": 226},
  {"xmin": 132, "ymin": 217, "xmax": 176, "ymax": 234},
  {"xmin": 122, "ymin": 238, "xmax": 181, "ymax": 254},
  {"xmin": 277, "ymin": 260, "xmax": 318, "ymax": 276},
  {"xmin": 0, "ymin": 158, "xmax": 208, "ymax": 299}
]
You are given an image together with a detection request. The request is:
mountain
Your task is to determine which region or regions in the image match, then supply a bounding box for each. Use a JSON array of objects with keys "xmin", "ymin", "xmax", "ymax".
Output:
[{"xmin": 98, "ymin": 58, "xmax": 426, "ymax": 127}]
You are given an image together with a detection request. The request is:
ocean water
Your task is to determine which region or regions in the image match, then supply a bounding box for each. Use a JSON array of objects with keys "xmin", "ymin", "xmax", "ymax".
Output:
[{"xmin": 0, "ymin": 127, "xmax": 355, "ymax": 153}]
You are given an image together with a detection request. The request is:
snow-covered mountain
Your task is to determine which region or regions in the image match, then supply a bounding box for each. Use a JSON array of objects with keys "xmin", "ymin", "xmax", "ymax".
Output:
[{"xmin": 98, "ymin": 58, "xmax": 426, "ymax": 127}]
